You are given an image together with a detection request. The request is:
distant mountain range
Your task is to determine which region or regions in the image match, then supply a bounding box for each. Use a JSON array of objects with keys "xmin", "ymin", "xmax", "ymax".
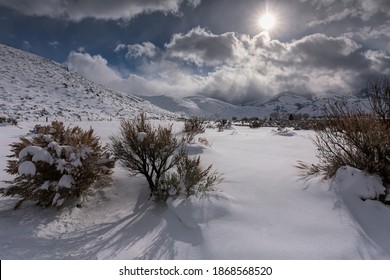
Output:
[
  {"xmin": 0, "ymin": 43, "xmax": 370, "ymax": 121},
  {"xmin": 143, "ymin": 92, "xmax": 369, "ymax": 119}
]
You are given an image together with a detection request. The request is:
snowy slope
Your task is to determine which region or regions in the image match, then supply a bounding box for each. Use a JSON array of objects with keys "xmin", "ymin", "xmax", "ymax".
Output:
[
  {"xmin": 143, "ymin": 92, "xmax": 370, "ymax": 120},
  {"xmin": 142, "ymin": 95, "xmax": 265, "ymax": 119},
  {"xmin": 0, "ymin": 44, "xmax": 176, "ymax": 121},
  {"xmin": 245, "ymin": 91, "xmax": 370, "ymax": 117}
]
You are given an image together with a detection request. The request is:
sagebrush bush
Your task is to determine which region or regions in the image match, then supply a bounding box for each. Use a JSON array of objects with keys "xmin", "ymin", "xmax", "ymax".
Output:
[
  {"xmin": 297, "ymin": 78, "xmax": 390, "ymax": 198},
  {"xmin": 3, "ymin": 121, "xmax": 115, "ymax": 209},
  {"xmin": 249, "ymin": 120, "xmax": 263, "ymax": 128},
  {"xmin": 297, "ymin": 110, "xmax": 389, "ymax": 179},
  {"xmin": 175, "ymin": 154, "xmax": 222, "ymax": 197},
  {"xmin": 110, "ymin": 114, "xmax": 222, "ymax": 201},
  {"xmin": 0, "ymin": 117, "xmax": 18, "ymax": 126},
  {"xmin": 184, "ymin": 117, "xmax": 206, "ymax": 134}
]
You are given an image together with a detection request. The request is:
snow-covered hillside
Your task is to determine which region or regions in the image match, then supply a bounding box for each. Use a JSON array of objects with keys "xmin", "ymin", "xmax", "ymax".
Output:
[
  {"xmin": 246, "ymin": 91, "xmax": 370, "ymax": 117},
  {"xmin": 0, "ymin": 44, "xmax": 176, "ymax": 121},
  {"xmin": 142, "ymin": 95, "xmax": 265, "ymax": 119},
  {"xmin": 143, "ymin": 92, "xmax": 370, "ymax": 120}
]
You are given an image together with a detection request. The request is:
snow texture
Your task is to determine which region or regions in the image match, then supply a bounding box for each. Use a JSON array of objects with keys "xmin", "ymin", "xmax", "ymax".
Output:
[
  {"xmin": 58, "ymin": 175, "xmax": 74, "ymax": 189},
  {"xmin": 18, "ymin": 161, "xmax": 36, "ymax": 176},
  {"xmin": 19, "ymin": 146, "xmax": 54, "ymax": 165}
]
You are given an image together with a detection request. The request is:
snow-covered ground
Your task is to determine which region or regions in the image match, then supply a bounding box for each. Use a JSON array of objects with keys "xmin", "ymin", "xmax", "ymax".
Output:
[{"xmin": 1, "ymin": 121, "xmax": 389, "ymax": 259}]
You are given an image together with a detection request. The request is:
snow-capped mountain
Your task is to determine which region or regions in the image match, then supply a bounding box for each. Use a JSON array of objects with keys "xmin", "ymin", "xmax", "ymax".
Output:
[
  {"xmin": 0, "ymin": 44, "xmax": 176, "ymax": 121},
  {"xmin": 143, "ymin": 91, "xmax": 370, "ymax": 119},
  {"xmin": 245, "ymin": 91, "xmax": 370, "ymax": 117},
  {"xmin": 141, "ymin": 95, "xmax": 266, "ymax": 119}
]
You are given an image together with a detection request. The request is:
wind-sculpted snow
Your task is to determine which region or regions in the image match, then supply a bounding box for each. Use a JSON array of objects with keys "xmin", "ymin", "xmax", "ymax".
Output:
[{"xmin": 0, "ymin": 44, "xmax": 177, "ymax": 121}]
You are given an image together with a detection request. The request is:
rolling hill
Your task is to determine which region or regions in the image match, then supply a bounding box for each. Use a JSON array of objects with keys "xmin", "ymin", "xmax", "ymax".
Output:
[{"xmin": 0, "ymin": 43, "xmax": 176, "ymax": 122}]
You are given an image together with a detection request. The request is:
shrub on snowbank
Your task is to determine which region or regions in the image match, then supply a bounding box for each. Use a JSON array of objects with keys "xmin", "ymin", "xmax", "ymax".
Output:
[
  {"xmin": 110, "ymin": 114, "xmax": 222, "ymax": 202},
  {"xmin": 3, "ymin": 121, "xmax": 115, "ymax": 209},
  {"xmin": 297, "ymin": 77, "xmax": 390, "ymax": 203},
  {"xmin": 0, "ymin": 116, "xmax": 18, "ymax": 126}
]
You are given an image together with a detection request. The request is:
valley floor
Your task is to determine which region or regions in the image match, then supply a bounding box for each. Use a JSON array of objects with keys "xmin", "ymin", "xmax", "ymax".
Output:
[{"xmin": 0, "ymin": 121, "xmax": 389, "ymax": 259}]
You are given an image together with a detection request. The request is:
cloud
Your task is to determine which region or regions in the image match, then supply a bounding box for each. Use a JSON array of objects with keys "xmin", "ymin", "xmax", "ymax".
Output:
[
  {"xmin": 48, "ymin": 41, "xmax": 60, "ymax": 49},
  {"xmin": 360, "ymin": 0, "xmax": 390, "ymax": 19},
  {"xmin": 66, "ymin": 51, "xmax": 121, "ymax": 84},
  {"xmin": 186, "ymin": 0, "xmax": 202, "ymax": 8},
  {"xmin": 115, "ymin": 42, "xmax": 157, "ymax": 58},
  {"xmin": 0, "ymin": 0, "xmax": 201, "ymax": 21},
  {"xmin": 22, "ymin": 40, "xmax": 32, "ymax": 50},
  {"xmin": 287, "ymin": 34, "xmax": 367, "ymax": 70},
  {"xmin": 66, "ymin": 49, "xmax": 204, "ymax": 97},
  {"xmin": 301, "ymin": 0, "xmax": 390, "ymax": 25},
  {"xmin": 165, "ymin": 27, "xmax": 245, "ymax": 66},
  {"xmin": 67, "ymin": 28, "xmax": 390, "ymax": 104}
]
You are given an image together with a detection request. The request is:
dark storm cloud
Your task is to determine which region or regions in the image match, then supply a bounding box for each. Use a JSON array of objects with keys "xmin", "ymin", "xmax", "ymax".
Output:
[
  {"xmin": 165, "ymin": 27, "xmax": 244, "ymax": 66},
  {"xmin": 0, "ymin": 0, "xmax": 201, "ymax": 21},
  {"xmin": 287, "ymin": 34, "xmax": 369, "ymax": 70}
]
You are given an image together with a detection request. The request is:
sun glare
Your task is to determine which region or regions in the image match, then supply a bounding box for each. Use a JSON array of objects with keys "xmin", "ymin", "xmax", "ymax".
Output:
[{"xmin": 259, "ymin": 13, "xmax": 275, "ymax": 30}]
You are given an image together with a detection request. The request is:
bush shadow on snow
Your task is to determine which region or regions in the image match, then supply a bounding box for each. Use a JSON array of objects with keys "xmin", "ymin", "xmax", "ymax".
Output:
[{"xmin": 0, "ymin": 185, "xmax": 204, "ymax": 259}]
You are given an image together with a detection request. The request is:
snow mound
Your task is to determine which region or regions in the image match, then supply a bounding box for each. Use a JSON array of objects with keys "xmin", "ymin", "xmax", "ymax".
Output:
[
  {"xmin": 271, "ymin": 127, "xmax": 296, "ymax": 137},
  {"xmin": 332, "ymin": 166, "xmax": 386, "ymax": 201},
  {"xmin": 331, "ymin": 166, "xmax": 390, "ymax": 255},
  {"xmin": 167, "ymin": 192, "xmax": 233, "ymax": 228}
]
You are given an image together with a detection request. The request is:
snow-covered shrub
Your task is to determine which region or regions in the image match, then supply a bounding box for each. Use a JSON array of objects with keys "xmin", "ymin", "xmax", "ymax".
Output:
[
  {"xmin": 271, "ymin": 126, "xmax": 295, "ymax": 136},
  {"xmin": 198, "ymin": 137, "xmax": 211, "ymax": 147},
  {"xmin": 249, "ymin": 120, "xmax": 263, "ymax": 128},
  {"xmin": 297, "ymin": 91, "xmax": 390, "ymax": 201},
  {"xmin": 4, "ymin": 121, "xmax": 115, "ymax": 209},
  {"xmin": 184, "ymin": 117, "xmax": 205, "ymax": 134},
  {"xmin": 216, "ymin": 119, "xmax": 231, "ymax": 132},
  {"xmin": 0, "ymin": 116, "xmax": 18, "ymax": 126},
  {"xmin": 110, "ymin": 114, "xmax": 184, "ymax": 201},
  {"xmin": 110, "ymin": 114, "xmax": 222, "ymax": 202},
  {"xmin": 173, "ymin": 154, "xmax": 222, "ymax": 197}
]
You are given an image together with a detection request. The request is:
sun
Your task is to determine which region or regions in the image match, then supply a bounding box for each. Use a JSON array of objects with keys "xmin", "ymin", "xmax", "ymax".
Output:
[{"xmin": 259, "ymin": 13, "xmax": 276, "ymax": 30}]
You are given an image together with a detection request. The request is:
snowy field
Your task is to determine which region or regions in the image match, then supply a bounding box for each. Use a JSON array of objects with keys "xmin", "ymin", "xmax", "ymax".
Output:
[{"xmin": 1, "ymin": 121, "xmax": 390, "ymax": 260}]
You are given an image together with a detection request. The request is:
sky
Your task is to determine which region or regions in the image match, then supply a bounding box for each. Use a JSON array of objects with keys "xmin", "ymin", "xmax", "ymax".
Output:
[{"xmin": 0, "ymin": 0, "xmax": 389, "ymax": 104}]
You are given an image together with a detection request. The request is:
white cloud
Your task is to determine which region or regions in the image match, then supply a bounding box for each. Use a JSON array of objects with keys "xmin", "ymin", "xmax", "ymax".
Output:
[
  {"xmin": 116, "ymin": 42, "xmax": 157, "ymax": 58},
  {"xmin": 186, "ymin": 0, "xmax": 202, "ymax": 8},
  {"xmin": 22, "ymin": 40, "xmax": 32, "ymax": 50},
  {"xmin": 66, "ymin": 51, "xmax": 121, "ymax": 84},
  {"xmin": 48, "ymin": 41, "xmax": 60, "ymax": 49},
  {"xmin": 0, "ymin": 0, "xmax": 201, "ymax": 21}
]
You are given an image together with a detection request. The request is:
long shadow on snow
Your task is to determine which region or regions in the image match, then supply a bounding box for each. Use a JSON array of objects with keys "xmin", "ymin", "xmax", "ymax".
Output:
[
  {"xmin": 55, "ymin": 188, "xmax": 204, "ymax": 259},
  {"xmin": 0, "ymin": 187, "xmax": 203, "ymax": 259}
]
